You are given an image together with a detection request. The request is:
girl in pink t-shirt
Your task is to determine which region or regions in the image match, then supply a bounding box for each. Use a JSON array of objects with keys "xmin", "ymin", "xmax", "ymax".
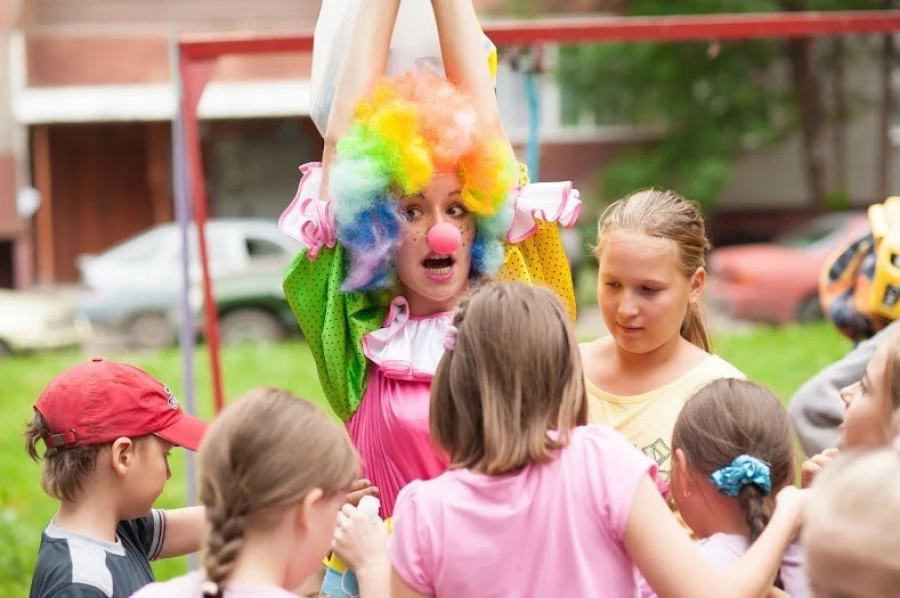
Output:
[
  {"xmin": 638, "ymin": 378, "xmax": 811, "ymax": 597},
  {"xmin": 386, "ymin": 282, "xmax": 806, "ymax": 598}
]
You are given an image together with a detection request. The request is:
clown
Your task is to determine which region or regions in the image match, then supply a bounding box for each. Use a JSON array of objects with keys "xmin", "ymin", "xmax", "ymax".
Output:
[{"xmin": 279, "ymin": 0, "xmax": 581, "ymax": 517}]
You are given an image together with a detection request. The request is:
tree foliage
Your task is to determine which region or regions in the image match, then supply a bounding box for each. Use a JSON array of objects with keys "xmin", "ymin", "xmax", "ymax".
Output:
[{"xmin": 556, "ymin": 0, "xmax": 884, "ymax": 209}]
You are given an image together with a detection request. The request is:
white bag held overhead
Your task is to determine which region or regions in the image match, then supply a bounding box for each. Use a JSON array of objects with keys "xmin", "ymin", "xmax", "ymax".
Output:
[{"xmin": 308, "ymin": 0, "xmax": 497, "ymax": 136}]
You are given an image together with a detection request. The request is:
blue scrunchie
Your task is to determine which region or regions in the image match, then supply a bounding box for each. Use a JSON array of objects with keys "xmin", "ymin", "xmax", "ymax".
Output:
[{"xmin": 709, "ymin": 455, "xmax": 772, "ymax": 497}]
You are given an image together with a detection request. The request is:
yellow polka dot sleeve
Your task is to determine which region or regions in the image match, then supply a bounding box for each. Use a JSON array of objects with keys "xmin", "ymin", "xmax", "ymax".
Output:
[
  {"xmin": 494, "ymin": 163, "xmax": 578, "ymax": 322},
  {"xmin": 496, "ymin": 223, "xmax": 578, "ymax": 323}
]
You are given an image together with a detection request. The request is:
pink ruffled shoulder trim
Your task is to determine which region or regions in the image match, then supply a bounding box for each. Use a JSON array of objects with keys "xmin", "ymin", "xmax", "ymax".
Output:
[
  {"xmin": 361, "ymin": 297, "xmax": 453, "ymax": 382},
  {"xmin": 277, "ymin": 162, "xmax": 335, "ymax": 260},
  {"xmin": 507, "ymin": 181, "xmax": 583, "ymax": 244}
]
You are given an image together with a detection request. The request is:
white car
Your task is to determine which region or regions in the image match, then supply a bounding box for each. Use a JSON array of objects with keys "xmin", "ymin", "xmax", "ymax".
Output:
[
  {"xmin": 0, "ymin": 290, "xmax": 90, "ymax": 356},
  {"xmin": 77, "ymin": 219, "xmax": 299, "ymax": 291},
  {"xmin": 75, "ymin": 219, "xmax": 299, "ymax": 349}
]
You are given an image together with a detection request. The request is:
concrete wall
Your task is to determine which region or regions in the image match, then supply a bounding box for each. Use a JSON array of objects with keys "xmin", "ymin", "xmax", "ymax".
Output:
[
  {"xmin": 722, "ymin": 44, "xmax": 900, "ymax": 209},
  {"xmin": 0, "ymin": 35, "xmax": 12, "ymax": 155},
  {"xmin": 0, "ymin": 0, "xmax": 13, "ymax": 154},
  {"xmin": 721, "ymin": 115, "xmax": 900, "ymax": 209}
]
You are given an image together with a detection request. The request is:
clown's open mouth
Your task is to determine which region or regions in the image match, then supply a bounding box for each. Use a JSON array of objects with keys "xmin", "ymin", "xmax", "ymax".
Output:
[{"xmin": 423, "ymin": 255, "xmax": 455, "ymax": 276}]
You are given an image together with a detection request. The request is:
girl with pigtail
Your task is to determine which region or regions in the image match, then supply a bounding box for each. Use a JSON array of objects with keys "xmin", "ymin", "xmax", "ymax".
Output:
[
  {"xmin": 638, "ymin": 378, "xmax": 810, "ymax": 597},
  {"xmin": 131, "ymin": 388, "xmax": 382, "ymax": 598},
  {"xmin": 279, "ymin": 0, "xmax": 581, "ymax": 518}
]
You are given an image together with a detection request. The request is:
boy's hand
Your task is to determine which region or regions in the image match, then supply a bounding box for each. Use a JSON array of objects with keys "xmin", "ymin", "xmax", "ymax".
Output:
[
  {"xmin": 346, "ymin": 478, "xmax": 378, "ymax": 507},
  {"xmin": 332, "ymin": 503, "xmax": 389, "ymax": 574},
  {"xmin": 801, "ymin": 448, "xmax": 839, "ymax": 489}
]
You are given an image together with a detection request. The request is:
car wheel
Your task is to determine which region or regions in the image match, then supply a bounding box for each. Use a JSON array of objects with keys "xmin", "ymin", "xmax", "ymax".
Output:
[
  {"xmin": 796, "ymin": 294, "xmax": 824, "ymax": 324},
  {"xmin": 219, "ymin": 309, "xmax": 285, "ymax": 346},
  {"xmin": 128, "ymin": 313, "xmax": 178, "ymax": 350}
]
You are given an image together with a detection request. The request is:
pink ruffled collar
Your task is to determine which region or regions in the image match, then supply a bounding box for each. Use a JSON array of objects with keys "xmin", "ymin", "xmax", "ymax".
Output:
[{"xmin": 361, "ymin": 297, "xmax": 453, "ymax": 381}]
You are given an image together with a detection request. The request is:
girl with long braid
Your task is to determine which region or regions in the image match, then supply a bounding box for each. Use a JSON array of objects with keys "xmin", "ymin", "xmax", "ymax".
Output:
[
  {"xmin": 131, "ymin": 388, "xmax": 371, "ymax": 598},
  {"xmin": 279, "ymin": 0, "xmax": 581, "ymax": 517}
]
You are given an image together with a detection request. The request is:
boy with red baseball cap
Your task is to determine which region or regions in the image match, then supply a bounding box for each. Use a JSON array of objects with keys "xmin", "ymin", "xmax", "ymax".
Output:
[{"xmin": 25, "ymin": 358, "xmax": 209, "ymax": 598}]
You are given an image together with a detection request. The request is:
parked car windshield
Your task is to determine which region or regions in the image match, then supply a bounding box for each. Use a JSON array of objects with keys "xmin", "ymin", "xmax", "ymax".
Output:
[
  {"xmin": 100, "ymin": 227, "xmax": 171, "ymax": 264},
  {"xmin": 246, "ymin": 236, "xmax": 288, "ymax": 259},
  {"xmin": 774, "ymin": 214, "xmax": 849, "ymax": 249}
]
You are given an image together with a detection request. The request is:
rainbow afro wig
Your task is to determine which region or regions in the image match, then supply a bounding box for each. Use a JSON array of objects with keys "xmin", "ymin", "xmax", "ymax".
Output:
[{"xmin": 329, "ymin": 69, "xmax": 520, "ymax": 292}]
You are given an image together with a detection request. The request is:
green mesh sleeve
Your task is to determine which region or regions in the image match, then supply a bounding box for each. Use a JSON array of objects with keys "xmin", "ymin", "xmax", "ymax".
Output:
[{"xmin": 282, "ymin": 245, "xmax": 386, "ymax": 421}]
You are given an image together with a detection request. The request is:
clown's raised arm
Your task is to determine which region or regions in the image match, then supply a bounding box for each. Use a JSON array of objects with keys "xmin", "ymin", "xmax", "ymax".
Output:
[
  {"xmin": 319, "ymin": 0, "xmax": 400, "ymax": 196},
  {"xmin": 432, "ymin": 0, "xmax": 504, "ymax": 132},
  {"xmin": 279, "ymin": 0, "xmax": 582, "ymax": 424}
]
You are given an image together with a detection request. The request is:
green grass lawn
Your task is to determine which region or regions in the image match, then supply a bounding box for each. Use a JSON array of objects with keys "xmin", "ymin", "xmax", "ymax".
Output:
[{"xmin": 0, "ymin": 324, "xmax": 851, "ymax": 596}]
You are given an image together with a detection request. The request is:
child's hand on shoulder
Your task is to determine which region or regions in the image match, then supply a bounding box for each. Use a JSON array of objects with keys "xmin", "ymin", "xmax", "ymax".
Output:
[
  {"xmin": 801, "ymin": 448, "xmax": 840, "ymax": 489},
  {"xmin": 774, "ymin": 484, "xmax": 809, "ymax": 533},
  {"xmin": 332, "ymin": 503, "xmax": 389, "ymax": 575}
]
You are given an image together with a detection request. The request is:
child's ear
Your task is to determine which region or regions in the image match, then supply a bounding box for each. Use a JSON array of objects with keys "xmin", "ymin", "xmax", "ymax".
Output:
[
  {"xmin": 673, "ymin": 448, "xmax": 693, "ymax": 495},
  {"xmin": 297, "ymin": 488, "xmax": 326, "ymax": 531},
  {"xmin": 110, "ymin": 437, "xmax": 134, "ymax": 478},
  {"xmin": 689, "ymin": 267, "xmax": 706, "ymax": 307},
  {"xmin": 888, "ymin": 410, "xmax": 900, "ymax": 446}
]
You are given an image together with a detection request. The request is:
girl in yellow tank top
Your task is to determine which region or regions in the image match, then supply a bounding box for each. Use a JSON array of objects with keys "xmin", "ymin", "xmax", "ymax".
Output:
[{"xmin": 580, "ymin": 189, "xmax": 744, "ymax": 532}]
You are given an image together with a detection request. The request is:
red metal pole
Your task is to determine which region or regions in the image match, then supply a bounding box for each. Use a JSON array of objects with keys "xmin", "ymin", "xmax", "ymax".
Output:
[
  {"xmin": 481, "ymin": 11, "xmax": 900, "ymax": 44},
  {"xmin": 178, "ymin": 54, "xmax": 226, "ymax": 414},
  {"xmin": 179, "ymin": 10, "xmax": 900, "ymax": 60}
]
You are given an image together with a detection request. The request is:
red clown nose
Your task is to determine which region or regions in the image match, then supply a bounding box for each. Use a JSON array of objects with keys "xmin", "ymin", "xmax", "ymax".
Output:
[{"xmin": 427, "ymin": 222, "xmax": 462, "ymax": 255}]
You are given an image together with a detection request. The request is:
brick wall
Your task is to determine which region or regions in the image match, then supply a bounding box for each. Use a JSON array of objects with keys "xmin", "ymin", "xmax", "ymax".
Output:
[{"xmin": 25, "ymin": 0, "xmax": 319, "ymax": 28}]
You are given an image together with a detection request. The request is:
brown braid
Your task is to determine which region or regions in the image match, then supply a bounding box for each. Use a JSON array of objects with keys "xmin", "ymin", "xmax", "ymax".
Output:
[
  {"xmin": 738, "ymin": 485, "xmax": 784, "ymax": 590},
  {"xmin": 201, "ymin": 497, "xmax": 248, "ymax": 597}
]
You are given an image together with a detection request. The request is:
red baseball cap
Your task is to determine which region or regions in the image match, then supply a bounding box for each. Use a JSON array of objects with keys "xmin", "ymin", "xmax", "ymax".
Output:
[{"xmin": 34, "ymin": 358, "xmax": 207, "ymax": 451}]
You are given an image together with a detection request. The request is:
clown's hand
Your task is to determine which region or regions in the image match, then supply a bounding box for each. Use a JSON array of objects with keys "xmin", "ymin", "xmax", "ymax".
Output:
[{"xmin": 346, "ymin": 478, "xmax": 379, "ymax": 507}]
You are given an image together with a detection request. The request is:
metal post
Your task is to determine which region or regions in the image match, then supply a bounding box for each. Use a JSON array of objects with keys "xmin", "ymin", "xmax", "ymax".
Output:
[
  {"xmin": 169, "ymin": 32, "xmax": 200, "ymax": 571},
  {"xmin": 524, "ymin": 58, "xmax": 541, "ymax": 181}
]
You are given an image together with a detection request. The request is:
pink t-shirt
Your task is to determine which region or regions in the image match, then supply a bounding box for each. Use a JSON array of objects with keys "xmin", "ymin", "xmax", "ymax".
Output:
[
  {"xmin": 130, "ymin": 571, "xmax": 298, "ymax": 598},
  {"xmin": 388, "ymin": 425, "xmax": 656, "ymax": 597}
]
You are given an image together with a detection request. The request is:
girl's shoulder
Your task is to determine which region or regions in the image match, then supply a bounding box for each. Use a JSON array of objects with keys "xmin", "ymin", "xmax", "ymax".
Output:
[
  {"xmin": 698, "ymin": 353, "xmax": 745, "ymax": 380},
  {"xmin": 130, "ymin": 571, "xmax": 204, "ymax": 597},
  {"xmin": 671, "ymin": 340, "xmax": 744, "ymax": 386},
  {"xmin": 132, "ymin": 571, "xmax": 297, "ymax": 598},
  {"xmin": 697, "ymin": 532, "xmax": 749, "ymax": 568},
  {"xmin": 567, "ymin": 425, "xmax": 656, "ymax": 472},
  {"xmin": 579, "ymin": 336, "xmax": 618, "ymax": 381},
  {"xmin": 579, "ymin": 335, "xmax": 616, "ymax": 357}
]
